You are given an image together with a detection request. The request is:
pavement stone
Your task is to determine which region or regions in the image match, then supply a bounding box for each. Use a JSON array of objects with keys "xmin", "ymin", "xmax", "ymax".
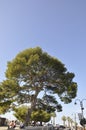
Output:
[{"xmin": 0, "ymin": 126, "xmax": 20, "ymax": 130}]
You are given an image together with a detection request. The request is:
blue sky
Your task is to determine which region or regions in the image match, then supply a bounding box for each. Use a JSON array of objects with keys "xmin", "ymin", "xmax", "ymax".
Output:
[{"xmin": 0, "ymin": 0, "xmax": 86, "ymax": 124}]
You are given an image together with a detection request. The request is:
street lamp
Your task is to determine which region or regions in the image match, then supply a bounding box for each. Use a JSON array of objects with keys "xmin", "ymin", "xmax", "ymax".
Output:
[
  {"xmin": 74, "ymin": 99, "xmax": 86, "ymax": 130},
  {"xmin": 74, "ymin": 99, "xmax": 86, "ymax": 118},
  {"xmin": 74, "ymin": 98, "xmax": 86, "ymax": 130}
]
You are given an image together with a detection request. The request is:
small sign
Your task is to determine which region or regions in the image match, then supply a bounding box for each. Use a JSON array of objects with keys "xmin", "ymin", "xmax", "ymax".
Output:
[{"xmin": 78, "ymin": 113, "xmax": 83, "ymax": 120}]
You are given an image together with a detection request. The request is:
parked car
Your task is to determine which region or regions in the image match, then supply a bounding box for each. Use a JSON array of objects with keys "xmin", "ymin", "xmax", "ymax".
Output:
[{"xmin": 54, "ymin": 125, "xmax": 66, "ymax": 130}]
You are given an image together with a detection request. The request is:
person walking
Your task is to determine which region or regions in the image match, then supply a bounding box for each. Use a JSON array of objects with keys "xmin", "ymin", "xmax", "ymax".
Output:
[{"xmin": 8, "ymin": 120, "xmax": 16, "ymax": 129}]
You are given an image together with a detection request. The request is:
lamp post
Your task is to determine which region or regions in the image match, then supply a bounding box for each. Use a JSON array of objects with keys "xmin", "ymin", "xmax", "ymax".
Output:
[
  {"xmin": 74, "ymin": 99, "xmax": 86, "ymax": 130},
  {"xmin": 74, "ymin": 99, "xmax": 86, "ymax": 118}
]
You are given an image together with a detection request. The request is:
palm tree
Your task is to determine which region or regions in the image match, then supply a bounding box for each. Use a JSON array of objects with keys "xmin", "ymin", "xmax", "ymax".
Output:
[
  {"xmin": 62, "ymin": 116, "xmax": 66, "ymax": 126},
  {"xmin": 67, "ymin": 116, "xmax": 72, "ymax": 127},
  {"xmin": 70, "ymin": 118, "xmax": 73, "ymax": 127},
  {"xmin": 51, "ymin": 112, "xmax": 56, "ymax": 126}
]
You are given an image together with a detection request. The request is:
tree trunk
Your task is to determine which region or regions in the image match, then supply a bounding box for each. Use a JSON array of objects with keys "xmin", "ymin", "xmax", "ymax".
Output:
[
  {"xmin": 24, "ymin": 91, "xmax": 39, "ymax": 126},
  {"xmin": 24, "ymin": 108, "xmax": 32, "ymax": 126},
  {"xmin": 40, "ymin": 121, "xmax": 42, "ymax": 126}
]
